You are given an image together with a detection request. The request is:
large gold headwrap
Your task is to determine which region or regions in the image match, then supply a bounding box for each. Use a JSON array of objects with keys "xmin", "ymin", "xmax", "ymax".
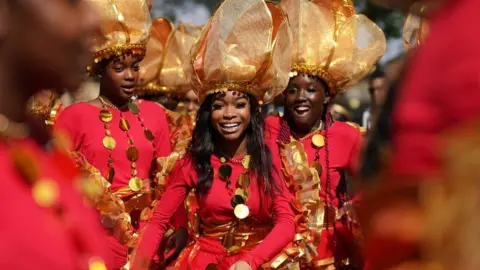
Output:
[
  {"xmin": 137, "ymin": 19, "xmax": 202, "ymax": 96},
  {"xmin": 137, "ymin": 18, "xmax": 174, "ymax": 95},
  {"xmin": 189, "ymin": 0, "xmax": 293, "ymax": 103},
  {"xmin": 403, "ymin": 4, "xmax": 429, "ymax": 51},
  {"xmin": 281, "ymin": 0, "xmax": 387, "ymax": 95},
  {"xmin": 86, "ymin": 0, "xmax": 151, "ymax": 74}
]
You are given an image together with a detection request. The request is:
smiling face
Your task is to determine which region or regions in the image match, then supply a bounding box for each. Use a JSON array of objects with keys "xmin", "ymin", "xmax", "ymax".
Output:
[
  {"xmin": 100, "ymin": 53, "xmax": 141, "ymax": 103},
  {"xmin": 210, "ymin": 91, "xmax": 251, "ymax": 142},
  {"xmin": 284, "ymin": 74, "xmax": 330, "ymax": 134}
]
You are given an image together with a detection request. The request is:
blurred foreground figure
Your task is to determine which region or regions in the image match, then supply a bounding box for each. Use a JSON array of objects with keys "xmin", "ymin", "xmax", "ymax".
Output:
[
  {"xmin": 0, "ymin": 0, "xmax": 111, "ymax": 269},
  {"xmin": 361, "ymin": 0, "xmax": 480, "ymax": 269}
]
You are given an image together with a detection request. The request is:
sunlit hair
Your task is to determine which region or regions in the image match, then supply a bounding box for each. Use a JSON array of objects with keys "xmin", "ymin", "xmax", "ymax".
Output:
[{"xmin": 188, "ymin": 92, "xmax": 277, "ymax": 196}]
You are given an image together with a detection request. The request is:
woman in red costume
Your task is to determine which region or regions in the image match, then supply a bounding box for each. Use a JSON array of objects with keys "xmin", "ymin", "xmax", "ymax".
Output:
[
  {"xmin": 265, "ymin": 0, "xmax": 386, "ymax": 268},
  {"xmin": 0, "ymin": 0, "xmax": 111, "ymax": 269},
  {"xmin": 55, "ymin": 0, "xmax": 188, "ymax": 268},
  {"xmin": 131, "ymin": 0, "xmax": 296, "ymax": 269}
]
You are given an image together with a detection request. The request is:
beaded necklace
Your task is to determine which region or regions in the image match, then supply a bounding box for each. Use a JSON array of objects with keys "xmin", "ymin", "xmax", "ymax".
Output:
[
  {"xmin": 217, "ymin": 154, "xmax": 251, "ymax": 219},
  {"xmin": 98, "ymin": 96, "xmax": 157, "ymax": 191}
]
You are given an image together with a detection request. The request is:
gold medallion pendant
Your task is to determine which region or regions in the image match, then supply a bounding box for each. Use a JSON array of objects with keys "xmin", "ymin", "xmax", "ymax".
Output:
[
  {"xmin": 128, "ymin": 177, "xmax": 143, "ymax": 191},
  {"xmin": 119, "ymin": 118, "xmax": 130, "ymax": 131},
  {"xmin": 312, "ymin": 133, "xmax": 325, "ymax": 148},
  {"xmin": 238, "ymin": 173, "xmax": 250, "ymax": 187},
  {"xmin": 144, "ymin": 129, "xmax": 154, "ymax": 141},
  {"xmin": 219, "ymin": 164, "xmax": 233, "ymax": 179},
  {"xmin": 103, "ymin": 136, "xmax": 116, "ymax": 150},
  {"xmin": 234, "ymin": 204, "xmax": 250, "ymax": 219},
  {"xmin": 99, "ymin": 109, "xmax": 113, "ymax": 123}
]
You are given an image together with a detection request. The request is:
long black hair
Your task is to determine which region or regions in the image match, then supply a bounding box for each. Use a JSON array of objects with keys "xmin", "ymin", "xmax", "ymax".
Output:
[{"xmin": 189, "ymin": 92, "xmax": 276, "ymax": 196}]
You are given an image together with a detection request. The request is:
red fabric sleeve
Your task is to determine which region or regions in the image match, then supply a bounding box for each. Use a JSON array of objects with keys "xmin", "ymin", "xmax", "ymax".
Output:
[
  {"xmin": 54, "ymin": 105, "xmax": 83, "ymax": 151},
  {"xmin": 151, "ymin": 104, "xmax": 188, "ymax": 229},
  {"xmin": 239, "ymin": 173, "xmax": 296, "ymax": 269},
  {"xmin": 346, "ymin": 130, "xmax": 363, "ymax": 179},
  {"xmin": 132, "ymin": 161, "xmax": 193, "ymax": 269}
]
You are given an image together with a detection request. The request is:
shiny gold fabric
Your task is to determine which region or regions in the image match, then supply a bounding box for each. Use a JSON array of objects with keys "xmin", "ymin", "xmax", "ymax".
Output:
[
  {"xmin": 137, "ymin": 18, "xmax": 174, "ymax": 93},
  {"xmin": 403, "ymin": 5, "xmax": 429, "ymax": 51},
  {"xmin": 281, "ymin": 0, "xmax": 386, "ymax": 95},
  {"xmin": 190, "ymin": 0, "xmax": 293, "ymax": 102},
  {"xmin": 26, "ymin": 90, "xmax": 63, "ymax": 127},
  {"xmin": 87, "ymin": 0, "xmax": 151, "ymax": 73},
  {"xmin": 201, "ymin": 219, "xmax": 273, "ymax": 253},
  {"xmin": 137, "ymin": 20, "xmax": 201, "ymax": 96}
]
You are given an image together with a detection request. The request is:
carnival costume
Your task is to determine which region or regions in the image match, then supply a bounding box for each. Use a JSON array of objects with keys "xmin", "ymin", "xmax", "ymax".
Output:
[
  {"xmin": 27, "ymin": 90, "xmax": 64, "ymax": 128},
  {"xmin": 55, "ymin": 0, "xmax": 187, "ymax": 268},
  {"xmin": 265, "ymin": 0, "xmax": 386, "ymax": 268},
  {"xmin": 131, "ymin": 0, "xmax": 298, "ymax": 269}
]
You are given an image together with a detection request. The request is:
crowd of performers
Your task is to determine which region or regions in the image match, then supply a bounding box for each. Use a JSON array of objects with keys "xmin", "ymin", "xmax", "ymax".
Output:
[{"xmin": 2, "ymin": 0, "xmax": 479, "ymax": 269}]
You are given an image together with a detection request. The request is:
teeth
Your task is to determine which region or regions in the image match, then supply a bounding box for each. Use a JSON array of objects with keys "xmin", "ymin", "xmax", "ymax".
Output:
[{"xmin": 221, "ymin": 123, "xmax": 240, "ymax": 128}]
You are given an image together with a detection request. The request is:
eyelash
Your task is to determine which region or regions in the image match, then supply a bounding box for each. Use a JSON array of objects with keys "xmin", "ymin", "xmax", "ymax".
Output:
[{"xmin": 236, "ymin": 102, "xmax": 247, "ymax": 108}]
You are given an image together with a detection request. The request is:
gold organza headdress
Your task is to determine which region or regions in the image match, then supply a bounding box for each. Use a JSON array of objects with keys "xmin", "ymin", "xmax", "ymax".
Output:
[
  {"xmin": 190, "ymin": 0, "xmax": 293, "ymax": 103},
  {"xmin": 403, "ymin": 4, "xmax": 429, "ymax": 51},
  {"xmin": 281, "ymin": 0, "xmax": 387, "ymax": 95},
  {"xmin": 137, "ymin": 20, "xmax": 202, "ymax": 96},
  {"xmin": 86, "ymin": 0, "xmax": 151, "ymax": 74},
  {"xmin": 136, "ymin": 18, "xmax": 174, "ymax": 95}
]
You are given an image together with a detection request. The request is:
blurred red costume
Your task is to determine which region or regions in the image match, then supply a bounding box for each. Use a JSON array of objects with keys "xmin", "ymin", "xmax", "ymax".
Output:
[
  {"xmin": 363, "ymin": 0, "xmax": 480, "ymax": 268},
  {"xmin": 0, "ymin": 138, "xmax": 111, "ymax": 269}
]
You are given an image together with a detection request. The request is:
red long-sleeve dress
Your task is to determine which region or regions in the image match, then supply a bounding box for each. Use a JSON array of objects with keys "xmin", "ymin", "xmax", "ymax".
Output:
[
  {"xmin": 132, "ymin": 153, "xmax": 296, "ymax": 270},
  {"xmin": 0, "ymin": 138, "xmax": 111, "ymax": 269},
  {"xmin": 265, "ymin": 116, "xmax": 363, "ymax": 268},
  {"xmin": 55, "ymin": 100, "xmax": 187, "ymax": 268}
]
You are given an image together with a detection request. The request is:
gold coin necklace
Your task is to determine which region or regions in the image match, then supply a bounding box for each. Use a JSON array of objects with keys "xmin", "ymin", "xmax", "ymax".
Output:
[
  {"xmin": 1, "ymin": 115, "xmax": 107, "ymax": 270},
  {"xmin": 99, "ymin": 96, "xmax": 157, "ymax": 191},
  {"xmin": 296, "ymin": 121, "xmax": 324, "ymax": 176},
  {"xmin": 218, "ymin": 155, "xmax": 251, "ymax": 220}
]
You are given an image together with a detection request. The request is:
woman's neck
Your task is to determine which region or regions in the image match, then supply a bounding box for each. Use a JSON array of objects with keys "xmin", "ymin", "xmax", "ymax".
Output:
[
  {"xmin": 98, "ymin": 92, "xmax": 130, "ymax": 109},
  {"xmin": 289, "ymin": 115, "xmax": 324, "ymax": 138},
  {"xmin": 216, "ymin": 135, "xmax": 248, "ymax": 159}
]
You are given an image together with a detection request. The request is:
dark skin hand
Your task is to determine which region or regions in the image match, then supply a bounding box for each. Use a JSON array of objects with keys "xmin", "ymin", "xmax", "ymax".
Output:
[
  {"xmin": 284, "ymin": 74, "xmax": 331, "ymax": 136},
  {"xmin": 163, "ymin": 227, "xmax": 188, "ymax": 267}
]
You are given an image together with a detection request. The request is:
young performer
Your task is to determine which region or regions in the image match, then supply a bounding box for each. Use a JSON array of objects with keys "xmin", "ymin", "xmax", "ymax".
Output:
[
  {"xmin": 55, "ymin": 0, "xmax": 187, "ymax": 268},
  {"xmin": 131, "ymin": 0, "xmax": 296, "ymax": 269},
  {"xmin": 265, "ymin": 0, "xmax": 386, "ymax": 268}
]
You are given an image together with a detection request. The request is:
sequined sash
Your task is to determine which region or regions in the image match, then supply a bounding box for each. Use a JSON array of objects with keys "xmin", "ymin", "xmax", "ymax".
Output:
[{"xmin": 201, "ymin": 218, "xmax": 273, "ymax": 254}]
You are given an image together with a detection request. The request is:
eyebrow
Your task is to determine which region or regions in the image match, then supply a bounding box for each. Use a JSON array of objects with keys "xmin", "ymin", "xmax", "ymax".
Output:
[{"xmin": 235, "ymin": 96, "xmax": 248, "ymax": 101}]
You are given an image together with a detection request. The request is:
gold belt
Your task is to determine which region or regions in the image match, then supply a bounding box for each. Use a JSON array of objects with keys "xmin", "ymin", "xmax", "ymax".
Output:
[{"xmin": 201, "ymin": 219, "xmax": 273, "ymax": 254}]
